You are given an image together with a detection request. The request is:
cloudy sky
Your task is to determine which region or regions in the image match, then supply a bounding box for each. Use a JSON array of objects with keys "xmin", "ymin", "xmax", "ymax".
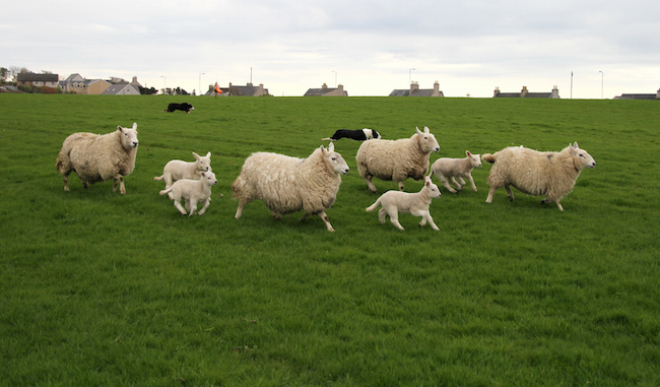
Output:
[{"xmin": 3, "ymin": 0, "xmax": 659, "ymax": 98}]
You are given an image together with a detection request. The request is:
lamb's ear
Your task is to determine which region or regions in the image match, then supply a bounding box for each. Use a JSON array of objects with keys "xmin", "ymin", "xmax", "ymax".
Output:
[
  {"xmin": 117, "ymin": 126, "xmax": 124, "ymax": 132},
  {"xmin": 206, "ymin": 152, "xmax": 211, "ymax": 158},
  {"xmin": 466, "ymin": 150, "xmax": 471, "ymax": 156},
  {"xmin": 424, "ymin": 126, "xmax": 430, "ymax": 133},
  {"xmin": 201, "ymin": 172, "xmax": 206, "ymax": 178},
  {"xmin": 132, "ymin": 122, "xmax": 137, "ymax": 130},
  {"xmin": 193, "ymin": 151, "xmax": 200, "ymax": 160}
]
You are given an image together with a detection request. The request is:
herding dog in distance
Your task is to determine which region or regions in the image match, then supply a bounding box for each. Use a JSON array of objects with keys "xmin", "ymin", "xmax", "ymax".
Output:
[
  {"xmin": 164, "ymin": 103, "xmax": 195, "ymax": 113},
  {"xmin": 323, "ymin": 128, "xmax": 381, "ymax": 142}
]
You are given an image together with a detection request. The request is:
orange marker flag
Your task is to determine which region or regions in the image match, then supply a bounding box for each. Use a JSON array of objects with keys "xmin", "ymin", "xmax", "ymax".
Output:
[{"xmin": 214, "ymin": 83, "xmax": 222, "ymax": 94}]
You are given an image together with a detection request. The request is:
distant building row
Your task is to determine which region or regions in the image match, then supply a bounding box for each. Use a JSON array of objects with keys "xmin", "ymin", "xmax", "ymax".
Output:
[{"xmin": 15, "ymin": 72, "xmax": 142, "ymax": 95}]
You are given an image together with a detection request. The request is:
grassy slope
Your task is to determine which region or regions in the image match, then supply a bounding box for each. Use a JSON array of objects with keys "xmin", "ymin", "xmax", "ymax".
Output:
[{"xmin": 0, "ymin": 95, "xmax": 659, "ymax": 386}]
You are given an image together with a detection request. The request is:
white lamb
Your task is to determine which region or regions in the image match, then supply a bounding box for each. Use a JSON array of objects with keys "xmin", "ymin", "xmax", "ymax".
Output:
[
  {"xmin": 484, "ymin": 142, "xmax": 596, "ymax": 211},
  {"xmin": 231, "ymin": 142, "xmax": 350, "ymax": 232},
  {"xmin": 356, "ymin": 126, "xmax": 440, "ymax": 192},
  {"xmin": 154, "ymin": 151, "xmax": 211, "ymax": 188},
  {"xmin": 56, "ymin": 122, "xmax": 139, "ymax": 194},
  {"xmin": 159, "ymin": 171, "xmax": 218, "ymax": 216},
  {"xmin": 366, "ymin": 176, "xmax": 442, "ymax": 231},
  {"xmin": 428, "ymin": 151, "xmax": 482, "ymax": 193}
]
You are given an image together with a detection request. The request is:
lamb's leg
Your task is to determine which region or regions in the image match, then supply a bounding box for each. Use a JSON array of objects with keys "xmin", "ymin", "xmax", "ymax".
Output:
[
  {"xmin": 316, "ymin": 210, "xmax": 335, "ymax": 232},
  {"xmin": 388, "ymin": 211, "xmax": 405, "ymax": 231},
  {"xmin": 425, "ymin": 213, "xmax": 439, "ymax": 231},
  {"xmin": 378, "ymin": 208, "xmax": 387, "ymax": 224},
  {"xmin": 467, "ymin": 174, "xmax": 477, "ymax": 192},
  {"xmin": 188, "ymin": 199, "xmax": 198, "ymax": 216},
  {"xmin": 164, "ymin": 175, "xmax": 174, "ymax": 199},
  {"xmin": 454, "ymin": 177, "xmax": 466, "ymax": 191},
  {"xmin": 197, "ymin": 198, "xmax": 210, "ymax": 216},
  {"xmin": 504, "ymin": 185, "xmax": 514, "ymax": 202},
  {"xmin": 397, "ymin": 181, "xmax": 405, "ymax": 191},
  {"xmin": 439, "ymin": 175, "xmax": 457, "ymax": 193},
  {"xmin": 173, "ymin": 200, "xmax": 187, "ymax": 215}
]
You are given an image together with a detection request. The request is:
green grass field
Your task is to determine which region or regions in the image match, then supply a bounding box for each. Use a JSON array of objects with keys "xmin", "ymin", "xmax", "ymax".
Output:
[{"xmin": 1, "ymin": 94, "xmax": 659, "ymax": 386}]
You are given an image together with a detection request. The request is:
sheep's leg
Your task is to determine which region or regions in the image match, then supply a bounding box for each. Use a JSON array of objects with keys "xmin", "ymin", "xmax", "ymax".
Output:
[
  {"xmin": 485, "ymin": 185, "xmax": 498, "ymax": 203},
  {"xmin": 504, "ymin": 185, "xmax": 514, "ymax": 202},
  {"xmin": 378, "ymin": 208, "xmax": 387, "ymax": 224},
  {"xmin": 197, "ymin": 199, "xmax": 210, "ymax": 216},
  {"xmin": 467, "ymin": 174, "xmax": 477, "ymax": 192},
  {"xmin": 235, "ymin": 201, "xmax": 247, "ymax": 219},
  {"xmin": 113, "ymin": 175, "xmax": 126, "ymax": 195},
  {"xmin": 82, "ymin": 180, "xmax": 88, "ymax": 189},
  {"xmin": 363, "ymin": 175, "xmax": 378, "ymax": 193},
  {"xmin": 173, "ymin": 200, "xmax": 187, "ymax": 215},
  {"xmin": 272, "ymin": 211, "xmax": 282, "ymax": 220},
  {"xmin": 542, "ymin": 199, "xmax": 564, "ymax": 211},
  {"xmin": 62, "ymin": 174, "xmax": 70, "ymax": 191},
  {"xmin": 316, "ymin": 210, "xmax": 335, "ymax": 232},
  {"xmin": 439, "ymin": 175, "xmax": 457, "ymax": 193}
]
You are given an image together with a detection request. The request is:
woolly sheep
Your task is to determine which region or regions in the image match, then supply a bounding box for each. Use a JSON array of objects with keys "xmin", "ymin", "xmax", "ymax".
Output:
[
  {"xmin": 356, "ymin": 126, "xmax": 440, "ymax": 192},
  {"xmin": 428, "ymin": 150, "xmax": 482, "ymax": 193},
  {"xmin": 159, "ymin": 171, "xmax": 218, "ymax": 216},
  {"xmin": 154, "ymin": 151, "xmax": 211, "ymax": 188},
  {"xmin": 484, "ymin": 142, "xmax": 596, "ymax": 211},
  {"xmin": 366, "ymin": 176, "xmax": 442, "ymax": 230},
  {"xmin": 56, "ymin": 122, "xmax": 139, "ymax": 194},
  {"xmin": 231, "ymin": 142, "xmax": 349, "ymax": 232}
]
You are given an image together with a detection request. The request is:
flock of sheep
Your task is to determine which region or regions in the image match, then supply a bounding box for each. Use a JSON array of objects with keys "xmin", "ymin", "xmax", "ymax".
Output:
[{"xmin": 55, "ymin": 123, "xmax": 596, "ymax": 231}]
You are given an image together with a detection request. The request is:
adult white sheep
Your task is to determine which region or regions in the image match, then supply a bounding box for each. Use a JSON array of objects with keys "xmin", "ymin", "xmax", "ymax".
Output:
[
  {"xmin": 56, "ymin": 122, "xmax": 139, "ymax": 194},
  {"xmin": 356, "ymin": 126, "xmax": 440, "ymax": 193},
  {"xmin": 484, "ymin": 142, "xmax": 596, "ymax": 211},
  {"xmin": 159, "ymin": 171, "xmax": 218, "ymax": 216},
  {"xmin": 154, "ymin": 151, "xmax": 211, "ymax": 198},
  {"xmin": 428, "ymin": 150, "xmax": 482, "ymax": 193},
  {"xmin": 231, "ymin": 142, "xmax": 349, "ymax": 232},
  {"xmin": 366, "ymin": 176, "xmax": 442, "ymax": 230}
]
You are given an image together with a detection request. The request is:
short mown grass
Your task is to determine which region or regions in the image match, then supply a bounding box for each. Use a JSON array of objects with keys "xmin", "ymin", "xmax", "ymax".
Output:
[{"xmin": 1, "ymin": 94, "xmax": 659, "ymax": 386}]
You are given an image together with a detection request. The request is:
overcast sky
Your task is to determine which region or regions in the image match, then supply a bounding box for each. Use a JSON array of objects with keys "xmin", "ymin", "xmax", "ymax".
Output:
[{"xmin": 3, "ymin": 0, "xmax": 659, "ymax": 98}]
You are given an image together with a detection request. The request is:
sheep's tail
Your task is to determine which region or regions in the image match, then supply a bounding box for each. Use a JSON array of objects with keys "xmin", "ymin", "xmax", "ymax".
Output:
[
  {"xmin": 159, "ymin": 187, "xmax": 172, "ymax": 196},
  {"xmin": 154, "ymin": 175, "xmax": 164, "ymax": 181},
  {"xmin": 483, "ymin": 153, "xmax": 496, "ymax": 164},
  {"xmin": 366, "ymin": 199, "xmax": 380, "ymax": 212}
]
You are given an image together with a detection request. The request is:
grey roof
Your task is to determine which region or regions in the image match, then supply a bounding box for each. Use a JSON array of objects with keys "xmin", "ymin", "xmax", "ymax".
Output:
[
  {"xmin": 102, "ymin": 83, "xmax": 139, "ymax": 95},
  {"xmin": 614, "ymin": 94, "xmax": 657, "ymax": 100},
  {"xmin": 17, "ymin": 73, "xmax": 59, "ymax": 82},
  {"xmin": 389, "ymin": 89, "xmax": 410, "ymax": 97}
]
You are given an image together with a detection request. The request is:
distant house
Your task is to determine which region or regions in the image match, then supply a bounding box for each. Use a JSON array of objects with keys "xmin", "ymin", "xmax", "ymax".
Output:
[
  {"xmin": 16, "ymin": 73, "xmax": 59, "ymax": 89},
  {"xmin": 493, "ymin": 86, "xmax": 560, "ymax": 98},
  {"xmin": 304, "ymin": 83, "xmax": 348, "ymax": 97},
  {"xmin": 102, "ymin": 82, "xmax": 140, "ymax": 95},
  {"xmin": 204, "ymin": 82, "xmax": 269, "ymax": 97},
  {"xmin": 390, "ymin": 81, "xmax": 444, "ymax": 97},
  {"xmin": 614, "ymin": 89, "xmax": 660, "ymax": 100}
]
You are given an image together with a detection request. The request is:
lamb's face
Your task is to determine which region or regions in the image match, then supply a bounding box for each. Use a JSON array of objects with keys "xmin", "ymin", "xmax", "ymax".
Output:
[
  {"xmin": 194, "ymin": 152, "xmax": 212, "ymax": 172},
  {"xmin": 118, "ymin": 123, "xmax": 139, "ymax": 149},
  {"xmin": 467, "ymin": 152, "xmax": 482, "ymax": 168},
  {"xmin": 201, "ymin": 171, "xmax": 218, "ymax": 186},
  {"xmin": 424, "ymin": 177, "xmax": 442, "ymax": 199}
]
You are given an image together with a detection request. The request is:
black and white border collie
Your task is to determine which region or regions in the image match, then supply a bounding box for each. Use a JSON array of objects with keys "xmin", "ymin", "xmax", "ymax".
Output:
[
  {"xmin": 164, "ymin": 102, "xmax": 195, "ymax": 113},
  {"xmin": 322, "ymin": 128, "xmax": 381, "ymax": 142}
]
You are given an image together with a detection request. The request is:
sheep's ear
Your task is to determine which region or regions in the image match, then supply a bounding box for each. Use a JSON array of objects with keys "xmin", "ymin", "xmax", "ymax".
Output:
[
  {"xmin": 416, "ymin": 126, "xmax": 423, "ymax": 135},
  {"xmin": 320, "ymin": 144, "xmax": 326, "ymax": 153},
  {"xmin": 206, "ymin": 152, "xmax": 211, "ymax": 158},
  {"xmin": 573, "ymin": 142, "xmax": 579, "ymax": 149},
  {"xmin": 132, "ymin": 122, "xmax": 137, "ymax": 130},
  {"xmin": 117, "ymin": 125, "xmax": 124, "ymax": 132},
  {"xmin": 424, "ymin": 126, "xmax": 430, "ymax": 133},
  {"xmin": 193, "ymin": 151, "xmax": 200, "ymax": 160},
  {"xmin": 328, "ymin": 142, "xmax": 335, "ymax": 152}
]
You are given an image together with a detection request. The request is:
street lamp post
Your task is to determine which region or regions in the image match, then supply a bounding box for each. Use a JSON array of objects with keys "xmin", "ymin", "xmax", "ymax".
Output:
[
  {"xmin": 599, "ymin": 71, "xmax": 603, "ymax": 99},
  {"xmin": 199, "ymin": 73, "xmax": 205, "ymax": 95},
  {"xmin": 409, "ymin": 68, "xmax": 415, "ymax": 86},
  {"xmin": 332, "ymin": 71, "xmax": 337, "ymax": 87}
]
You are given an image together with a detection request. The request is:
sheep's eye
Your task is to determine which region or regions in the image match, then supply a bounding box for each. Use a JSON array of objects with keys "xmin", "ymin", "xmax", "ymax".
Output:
[{"xmin": 579, "ymin": 153, "xmax": 584, "ymax": 158}]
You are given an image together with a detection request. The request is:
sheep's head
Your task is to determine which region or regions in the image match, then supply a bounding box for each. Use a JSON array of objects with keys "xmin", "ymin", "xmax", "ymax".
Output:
[
  {"xmin": 466, "ymin": 151, "xmax": 482, "ymax": 168},
  {"xmin": 424, "ymin": 176, "xmax": 442, "ymax": 199},
  {"xmin": 415, "ymin": 126, "xmax": 440, "ymax": 153},
  {"xmin": 193, "ymin": 151, "xmax": 212, "ymax": 172},
  {"xmin": 569, "ymin": 142, "xmax": 596, "ymax": 169},
  {"xmin": 118, "ymin": 122, "xmax": 139, "ymax": 150},
  {"xmin": 322, "ymin": 142, "xmax": 350, "ymax": 175}
]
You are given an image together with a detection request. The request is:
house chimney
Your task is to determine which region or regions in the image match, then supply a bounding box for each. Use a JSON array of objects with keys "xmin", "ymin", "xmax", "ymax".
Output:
[
  {"xmin": 656, "ymin": 88, "xmax": 660, "ymax": 99},
  {"xmin": 551, "ymin": 85, "xmax": 560, "ymax": 99},
  {"xmin": 322, "ymin": 83, "xmax": 328, "ymax": 89},
  {"xmin": 494, "ymin": 86, "xmax": 500, "ymax": 97},
  {"xmin": 521, "ymin": 86, "xmax": 528, "ymax": 97},
  {"xmin": 433, "ymin": 81, "xmax": 439, "ymax": 93}
]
